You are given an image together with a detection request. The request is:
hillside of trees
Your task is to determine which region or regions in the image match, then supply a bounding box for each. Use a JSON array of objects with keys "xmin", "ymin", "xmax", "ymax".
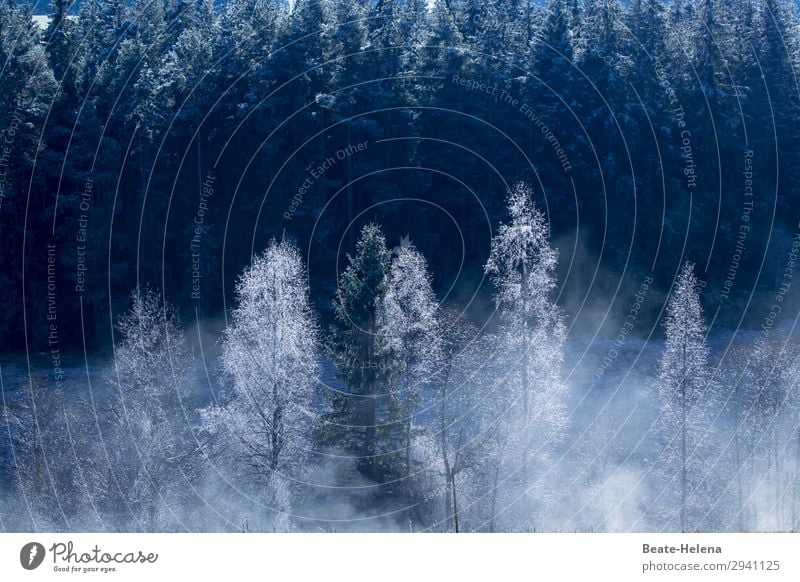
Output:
[
  {"xmin": 2, "ymin": 0, "xmax": 800, "ymax": 531},
  {"xmin": 2, "ymin": 0, "xmax": 800, "ymax": 349}
]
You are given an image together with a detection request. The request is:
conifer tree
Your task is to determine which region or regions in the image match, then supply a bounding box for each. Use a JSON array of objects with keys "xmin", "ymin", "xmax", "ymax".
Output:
[
  {"xmin": 322, "ymin": 223, "xmax": 397, "ymax": 484},
  {"xmin": 654, "ymin": 261, "xmax": 720, "ymax": 532}
]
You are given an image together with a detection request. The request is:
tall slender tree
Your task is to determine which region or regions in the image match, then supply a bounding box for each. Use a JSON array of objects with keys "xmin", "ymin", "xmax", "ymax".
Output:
[
  {"xmin": 653, "ymin": 261, "xmax": 721, "ymax": 532},
  {"xmin": 105, "ymin": 288, "xmax": 194, "ymax": 531},
  {"xmin": 484, "ymin": 182, "xmax": 567, "ymax": 531},
  {"xmin": 378, "ymin": 240, "xmax": 442, "ymax": 509}
]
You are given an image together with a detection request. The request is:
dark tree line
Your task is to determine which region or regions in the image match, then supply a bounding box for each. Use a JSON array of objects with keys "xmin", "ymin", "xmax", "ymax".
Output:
[{"xmin": 2, "ymin": 0, "xmax": 800, "ymax": 352}]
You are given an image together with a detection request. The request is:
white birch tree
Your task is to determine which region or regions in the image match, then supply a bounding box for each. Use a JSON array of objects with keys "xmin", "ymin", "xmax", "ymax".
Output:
[
  {"xmin": 200, "ymin": 239, "xmax": 319, "ymax": 531},
  {"xmin": 735, "ymin": 338, "xmax": 800, "ymax": 530},
  {"xmin": 432, "ymin": 309, "xmax": 498, "ymax": 532}
]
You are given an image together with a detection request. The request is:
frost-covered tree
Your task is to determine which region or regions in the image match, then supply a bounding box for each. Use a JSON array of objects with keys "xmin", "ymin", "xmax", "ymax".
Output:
[
  {"xmin": 752, "ymin": 0, "xmax": 800, "ymax": 212},
  {"xmin": 398, "ymin": 0, "xmax": 428, "ymax": 50},
  {"xmin": 369, "ymin": 0, "xmax": 404, "ymax": 62},
  {"xmin": 627, "ymin": 0, "xmax": 668, "ymax": 59},
  {"xmin": 379, "ymin": 240, "xmax": 442, "ymax": 484},
  {"xmin": 484, "ymin": 182, "xmax": 567, "ymax": 531},
  {"xmin": 779, "ymin": 348, "xmax": 800, "ymax": 531},
  {"xmin": 0, "ymin": 2, "xmax": 58, "ymax": 345},
  {"xmin": 0, "ymin": 375, "xmax": 97, "ymax": 531},
  {"xmin": 578, "ymin": 0, "xmax": 630, "ymax": 178},
  {"xmin": 104, "ymin": 288, "xmax": 194, "ymax": 531},
  {"xmin": 732, "ymin": 337, "xmax": 800, "ymax": 531},
  {"xmin": 526, "ymin": 0, "xmax": 577, "ymax": 179},
  {"xmin": 429, "ymin": 308, "xmax": 492, "ymax": 532},
  {"xmin": 45, "ymin": 0, "xmax": 77, "ymax": 86},
  {"xmin": 653, "ymin": 261, "xmax": 722, "ymax": 532},
  {"xmin": 201, "ymin": 240, "xmax": 319, "ymax": 531},
  {"xmin": 400, "ymin": 309, "xmax": 507, "ymax": 533}
]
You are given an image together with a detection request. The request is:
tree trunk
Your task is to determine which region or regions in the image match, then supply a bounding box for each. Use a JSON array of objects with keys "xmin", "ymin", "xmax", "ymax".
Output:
[
  {"xmin": 489, "ymin": 461, "xmax": 500, "ymax": 533},
  {"xmin": 451, "ymin": 472, "xmax": 459, "ymax": 533},
  {"xmin": 450, "ymin": 475, "xmax": 459, "ymax": 533},
  {"xmin": 443, "ymin": 473, "xmax": 453, "ymax": 532},
  {"xmin": 793, "ymin": 427, "xmax": 800, "ymax": 530},
  {"xmin": 439, "ymin": 371, "xmax": 452, "ymax": 531},
  {"xmin": 680, "ymin": 342, "xmax": 687, "ymax": 533},
  {"xmin": 363, "ymin": 330, "xmax": 378, "ymax": 481},
  {"xmin": 734, "ymin": 379, "xmax": 745, "ymax": 531},
  {"xmin": 520, "ymin": 264, "xmax": 530, "ymax": 501},
  {"xmin": 681, "ymin": 384, "xmax": 687, "ymax": 532}
]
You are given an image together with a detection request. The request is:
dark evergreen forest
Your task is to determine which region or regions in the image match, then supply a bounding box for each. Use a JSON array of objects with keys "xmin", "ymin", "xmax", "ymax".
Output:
[{"xmin": 2, "ymin": 0, "xmax": 800, "ymax": 351}]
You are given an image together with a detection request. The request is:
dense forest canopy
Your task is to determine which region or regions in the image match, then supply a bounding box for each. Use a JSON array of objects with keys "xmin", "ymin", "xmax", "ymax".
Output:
[{"xmin": 2, "ymin": 0, "xmax": 800, "ymax": 350}]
